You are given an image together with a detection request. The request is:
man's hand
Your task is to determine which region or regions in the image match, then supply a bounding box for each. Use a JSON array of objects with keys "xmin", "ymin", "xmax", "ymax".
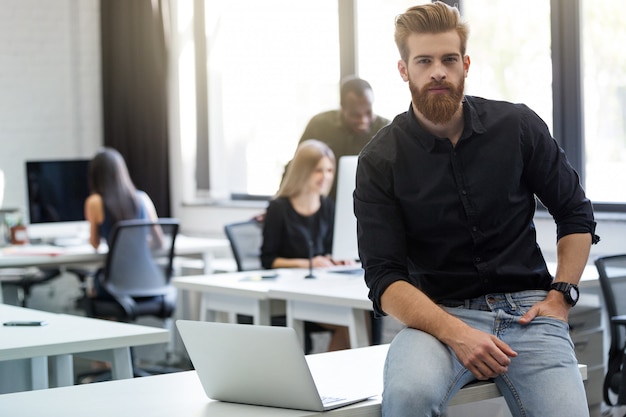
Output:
[
  {"xmin": 447, "ymin": 325, "xmax": 518, "ymax": 380},
  {"xmin": 518, "ymin": 291, "xmax": 571, "ymax": 325}
]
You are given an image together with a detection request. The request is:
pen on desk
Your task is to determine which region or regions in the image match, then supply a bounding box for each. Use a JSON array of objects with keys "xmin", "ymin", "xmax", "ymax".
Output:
[{"xmin": 3, "ymin": 321, "xmax": 47, "ymax": 326}]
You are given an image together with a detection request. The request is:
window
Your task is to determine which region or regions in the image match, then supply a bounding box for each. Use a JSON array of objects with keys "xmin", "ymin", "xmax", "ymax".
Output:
[
  {"xmin": 356, "ymin": 0, "xmax": 429, "ymax": 121},
  {"xmin": 172, "ymin": 0, "xmax": 626, "ymax": 208},
  {"xmin": 461, "ymin": 0, "xmax": 553, "ymax": 132},
  {"xmin": 203, "ymin": 0, "xmax": 340, "ymax": 197},
  {"xmin": 582, "ymin": 0, "xmax": 626, "ymax": 203}
]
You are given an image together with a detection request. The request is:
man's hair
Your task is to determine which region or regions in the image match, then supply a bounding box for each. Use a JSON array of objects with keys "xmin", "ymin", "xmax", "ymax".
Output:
[
  {"xmin": 394, "ymin": 1, "xmax": 469, "ymax": 63},
  {"xmin": 340, "ymin": 76, "xmax": 373, "ymax": 107}
]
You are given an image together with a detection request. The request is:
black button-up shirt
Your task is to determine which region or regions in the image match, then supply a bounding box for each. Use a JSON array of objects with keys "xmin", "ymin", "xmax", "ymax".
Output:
[{"xmin": 354, "ymin": 97, "xmax": 597, "ymax": 315}]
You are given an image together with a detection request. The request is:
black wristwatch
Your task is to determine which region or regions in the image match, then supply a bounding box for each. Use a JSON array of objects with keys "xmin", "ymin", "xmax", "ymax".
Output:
[{"xmin": 550, "ymin": 282, "xmax": 579, "ymax": 306}]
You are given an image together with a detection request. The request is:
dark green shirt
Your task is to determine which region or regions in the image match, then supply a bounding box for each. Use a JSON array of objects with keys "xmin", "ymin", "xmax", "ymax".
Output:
[{"xmin": 299, "ymin": 110, "xmax": 390, "ymax": 199}]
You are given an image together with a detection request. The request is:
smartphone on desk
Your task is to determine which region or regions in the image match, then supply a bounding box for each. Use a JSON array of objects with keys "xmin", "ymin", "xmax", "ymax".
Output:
[{"xmin": 3, "ymin": 321, "xmax": 47, "ymax": 326}]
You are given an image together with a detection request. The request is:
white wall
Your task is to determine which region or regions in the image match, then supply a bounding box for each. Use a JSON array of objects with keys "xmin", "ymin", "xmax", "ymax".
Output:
[{"xmin": 0, "ymin": 0, "xmax": 101, "ymax": 213}]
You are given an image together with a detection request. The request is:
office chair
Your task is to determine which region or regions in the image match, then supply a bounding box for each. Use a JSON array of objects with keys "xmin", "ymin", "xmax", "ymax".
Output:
[
  {"xmin": 1, "ymin": 268, "xmax": 62, "ymax": 307},
  {"xmin": 224, "ymin": 219, "xmax": 263, "ymax": 271},
  {"xmin": 221, "ymin": 219, "xmax": 292, "ymax": 328},
  {"xmin": 223, "ymin": 219, "xmax": 333, "ymax": 351},
  {"xmin": 595, "ymin": 254, "xmax": 626, "ymax": 408},
  {"xmin": 79, "ymin": 218, "xmax": 180, "ymax": 381}
]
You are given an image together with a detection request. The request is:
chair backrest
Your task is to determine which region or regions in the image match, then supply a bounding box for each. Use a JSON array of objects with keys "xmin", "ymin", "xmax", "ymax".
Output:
[
  {"xmin": 595, "ymin": 254, "xmax": 626, "ymax": 354},
  {"xmin": 595, "ymin": 254, "xmax": 626, "ymax": 405},
  {"xmin": 103, "ymin": 218, "xmax": 179, "ymax": 297},
  {"xmin": 224, "ymin": 220, "xmax": 263, "ymax": 271}
]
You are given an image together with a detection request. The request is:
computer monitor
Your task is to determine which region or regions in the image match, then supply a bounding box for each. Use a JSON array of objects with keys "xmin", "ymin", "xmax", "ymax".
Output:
[
  {"xmin": 25, "ymin": 159, "xmax": 91, "ymax": 241},
  {"xmin": 331, "ymin": 155, "xmax": 359, "ymax": 261}
]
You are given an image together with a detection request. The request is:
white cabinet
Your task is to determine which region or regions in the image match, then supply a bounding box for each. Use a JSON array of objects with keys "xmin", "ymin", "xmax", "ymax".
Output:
[{"xmin": 570, "ymin": 301, "xmax": 604, "ymax": 417}]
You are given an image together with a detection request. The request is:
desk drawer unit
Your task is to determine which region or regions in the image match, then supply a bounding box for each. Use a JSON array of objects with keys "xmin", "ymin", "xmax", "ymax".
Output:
[{"xmin": 570, "ymin": 303, "xmax": 604, "ymax": 417}]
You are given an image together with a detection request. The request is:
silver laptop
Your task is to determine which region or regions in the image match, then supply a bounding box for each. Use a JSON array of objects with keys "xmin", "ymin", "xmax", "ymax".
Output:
[{"xmin": 176, "ymin": 320, "xmax": 373, "ymax": 411}]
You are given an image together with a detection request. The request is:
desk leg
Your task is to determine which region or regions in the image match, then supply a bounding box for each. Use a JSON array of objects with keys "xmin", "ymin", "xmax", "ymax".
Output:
[
  {"xmin": 49, "ymin": 354, "xmax": 74, "ymax": 387},
  {"xmin": 202, "ymin": 252, "xmax": 214, "ymax": 274},
  {"xmin": 349, "ymin": 309, "xmax": 369, "ymax": 349},
  {"xmin": 109, "ymin": 347, "xmax": 133, "ymax": 380},
  {"xmin": 255, "ymin": 300, "xmax": 271, "ymax": 325},
  {"xmin": 286, "ymin": 301, "xmax": 371, "ymax": 349},
  {"xmin": 30, "ymin": 356, "xmax": 49, "ymax": 390},
  {"xmin": 286, "ymin": 301, "xmax": 306, "ymax": 350}
]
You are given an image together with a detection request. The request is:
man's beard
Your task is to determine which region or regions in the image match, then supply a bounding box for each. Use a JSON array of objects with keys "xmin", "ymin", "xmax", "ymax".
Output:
[{"xmin": 409, "ymin": 77, "xmax": 464, "ymax": 125}]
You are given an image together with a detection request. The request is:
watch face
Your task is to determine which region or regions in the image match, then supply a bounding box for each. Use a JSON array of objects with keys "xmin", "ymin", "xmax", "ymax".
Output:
[{"xmin": 569, "ymin": 286, "xmax": 579, "ymax": 301}]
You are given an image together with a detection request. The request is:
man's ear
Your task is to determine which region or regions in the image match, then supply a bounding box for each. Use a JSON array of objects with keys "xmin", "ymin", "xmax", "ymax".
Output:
[
  {"xmin": 463, "ymin": 55, "xmax": 470, "ymax": 78},
  {"xmin": 398, "ymin": 60, "xmax": 409, "ymax": 82}
]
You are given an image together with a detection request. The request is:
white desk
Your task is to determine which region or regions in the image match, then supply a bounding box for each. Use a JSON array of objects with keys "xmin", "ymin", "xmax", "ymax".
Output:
[
  {"xmin": 0, "ymin": 343, "xmax": 587, "ymax": 417},
  {"xmin": 173, "ymin": 263, "xmax": 603, "ymax": 350},
  {"xmin": 0, "ymin": 235, "xmax": 229, "ymax": 270},
  {"xmin": 172, "ymin": 269, "xmax": 291, "ymax": 325},
  {"xmin": 0, "ymin": 304, "xmax": 169, "ymax": 393},
  {"xmin": 0, "ymin": 235, "xmax": 230, "ymax": 303},
  {"xmin": 172, "ymin": 268, "xmax": 373, "ymax": 348},
  {"xmin": 546, "ymin": 262, "xmax": 599, "ymax": 289},
  {"xmin": 268, "ymin": 268, "xmax": 372, "ymax": 348}
]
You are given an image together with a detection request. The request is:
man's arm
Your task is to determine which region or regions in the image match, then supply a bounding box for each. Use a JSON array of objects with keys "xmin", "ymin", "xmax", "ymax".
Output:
[
  {"xmin": 554, "ymin": 232, "xmax": 592, "ymax": 286},
  {"xmin": 519, "ymin": 232, "xmax": 592, "ymax": 324},
  {"xmin": 381, "ymin": 281, "xmax": 517, "ymax": 380}
]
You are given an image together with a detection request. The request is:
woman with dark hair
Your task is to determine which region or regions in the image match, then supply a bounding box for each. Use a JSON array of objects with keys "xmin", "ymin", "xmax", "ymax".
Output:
[
  {"xmin": 84, "ymin": 147, "xmax": 158, "ymax": 250},
  {"xmin": 84, "ymin": 147, "xmax": 160, "ymax": 300}
]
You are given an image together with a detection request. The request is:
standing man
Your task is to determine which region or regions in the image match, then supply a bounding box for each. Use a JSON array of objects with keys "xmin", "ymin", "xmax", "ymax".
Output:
[
  {"xmin": 299, "ymin": 76, "xmax": 390, "ymax": 200},
  {"xmin": 354, "ymin": 3, "xmax": 599, "ymax": 417}
]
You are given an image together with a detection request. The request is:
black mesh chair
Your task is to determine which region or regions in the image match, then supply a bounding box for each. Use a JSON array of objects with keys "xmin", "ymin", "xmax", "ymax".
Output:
[
  {"xmin": 221, "ymin": 219, "xmax": 290, "ymax": 327},
  {"xmin": 84, "ymin": 218, "xmax": 179, "ymax": 322},
  {"xmin": 79, "ymin": 218, "xmax": 180, "ymax": 381},
  {"xmin": 595, "ymin": 254, "xmax": 626, "ymax": 408},
  {"xmin": 224, "ymin": 219, "xmax": 263, "ymax": 272}
]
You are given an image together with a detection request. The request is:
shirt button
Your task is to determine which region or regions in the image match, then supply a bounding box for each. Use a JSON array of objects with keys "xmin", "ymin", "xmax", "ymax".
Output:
[
  {"xmin": 472, "ymin": 226, "xmax": 478, "ymax": 232},
  {"xmin": 462, "ymin": 190, "xmax": 467, "ymax": 195},
  {"xmin": 475, "ymin": 257, "xmax": 481, "ymax": 263}
]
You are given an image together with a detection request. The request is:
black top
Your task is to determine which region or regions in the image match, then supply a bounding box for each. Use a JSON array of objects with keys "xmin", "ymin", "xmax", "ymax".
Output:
[
  {"xmin": 354, "ymin": 97, "xmax": 598, "ymax": 315},
  {"xmin": 261, "ymin": 196, "xmax": 335, "ymax": 269}
]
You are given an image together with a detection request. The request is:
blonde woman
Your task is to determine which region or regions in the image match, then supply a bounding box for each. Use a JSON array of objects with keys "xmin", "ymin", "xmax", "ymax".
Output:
[
  {"xmin": 261, "ymin": 139, "xmax": 353, "ymax": 351},
  {"xmin": 261, "ymin": 139, "xmax": 353, "ymax": 269}
]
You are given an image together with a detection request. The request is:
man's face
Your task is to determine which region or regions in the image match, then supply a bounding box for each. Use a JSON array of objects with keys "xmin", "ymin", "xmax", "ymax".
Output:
[
  {"xmin": 341, "ymin": 90, "xmax": 375, "ymax": 134},
  {"xmin": 398, "ymin": 30, "xmax": 469, "ymax": 125}
]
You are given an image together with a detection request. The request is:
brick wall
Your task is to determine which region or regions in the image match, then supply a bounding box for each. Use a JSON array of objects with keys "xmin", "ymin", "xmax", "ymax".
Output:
[{"xmin": 0, "ymin": 0, "xmax": 101, "ymax": 211}]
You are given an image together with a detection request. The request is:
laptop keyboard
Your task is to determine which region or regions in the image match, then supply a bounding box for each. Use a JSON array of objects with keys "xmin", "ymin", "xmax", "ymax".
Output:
[{"xmin": 321, "ymin": 395, "xmax": 347, "ymax": 405}]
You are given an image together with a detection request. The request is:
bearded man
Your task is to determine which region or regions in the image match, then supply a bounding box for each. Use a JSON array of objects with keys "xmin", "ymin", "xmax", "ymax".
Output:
[{"xmin": 353, "ymin": 2, "xmax": 599, "ymax": 417}]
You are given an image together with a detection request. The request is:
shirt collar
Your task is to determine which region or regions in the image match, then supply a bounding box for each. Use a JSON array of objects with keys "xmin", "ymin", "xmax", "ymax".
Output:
[{"xmin": 406, "ymin": 96, "xmax": 487, "ymax": 151}]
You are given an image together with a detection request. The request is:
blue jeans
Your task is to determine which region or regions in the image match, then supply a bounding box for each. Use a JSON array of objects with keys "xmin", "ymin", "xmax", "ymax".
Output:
[{"xmin": 382, "ymin": 290, "xmax": 589, "ymax": 417}]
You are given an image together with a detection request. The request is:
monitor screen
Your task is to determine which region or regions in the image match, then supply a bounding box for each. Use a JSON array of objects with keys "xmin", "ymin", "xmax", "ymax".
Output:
[
  {"xmin": 331, "ymin": 155, "xmax": 359, "ymax": 261},
  {"xmin": 26, "ymin": 159, "xmax": 90, "ymax": 224}
]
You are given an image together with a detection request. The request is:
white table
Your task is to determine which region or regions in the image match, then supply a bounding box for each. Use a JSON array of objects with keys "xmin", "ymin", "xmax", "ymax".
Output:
[
  {"xmin": 0, "ymin": 235, "xmax": 228, "ymax": 270},
  {"xmin": 0, "ymin": 304, "xmax": 170, "ymax": 393},
  {"xmin": 173, "ymin": 263, "xmax": 603, "ymax": 350},
  {"xmin": 172, "ymin": 267, "xmax": 373, "ymax": 348},
  {"xmin": 0, "ymin": 235, "xmax": 230, "ymax": 303},
  {"xmin": 172, "ymin": 269, "xmax": 293, "ymax": 325},
  {"xmin": 546, "ymin": 261, "xmax": 599, "ymax": 289},
  {"xmin": 0, "ymin": 343, "xmax": 587, "ymax": 417},
  {"xmin": 267, "ymin": 268, "xmax": 372, "ymax": 349}
]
